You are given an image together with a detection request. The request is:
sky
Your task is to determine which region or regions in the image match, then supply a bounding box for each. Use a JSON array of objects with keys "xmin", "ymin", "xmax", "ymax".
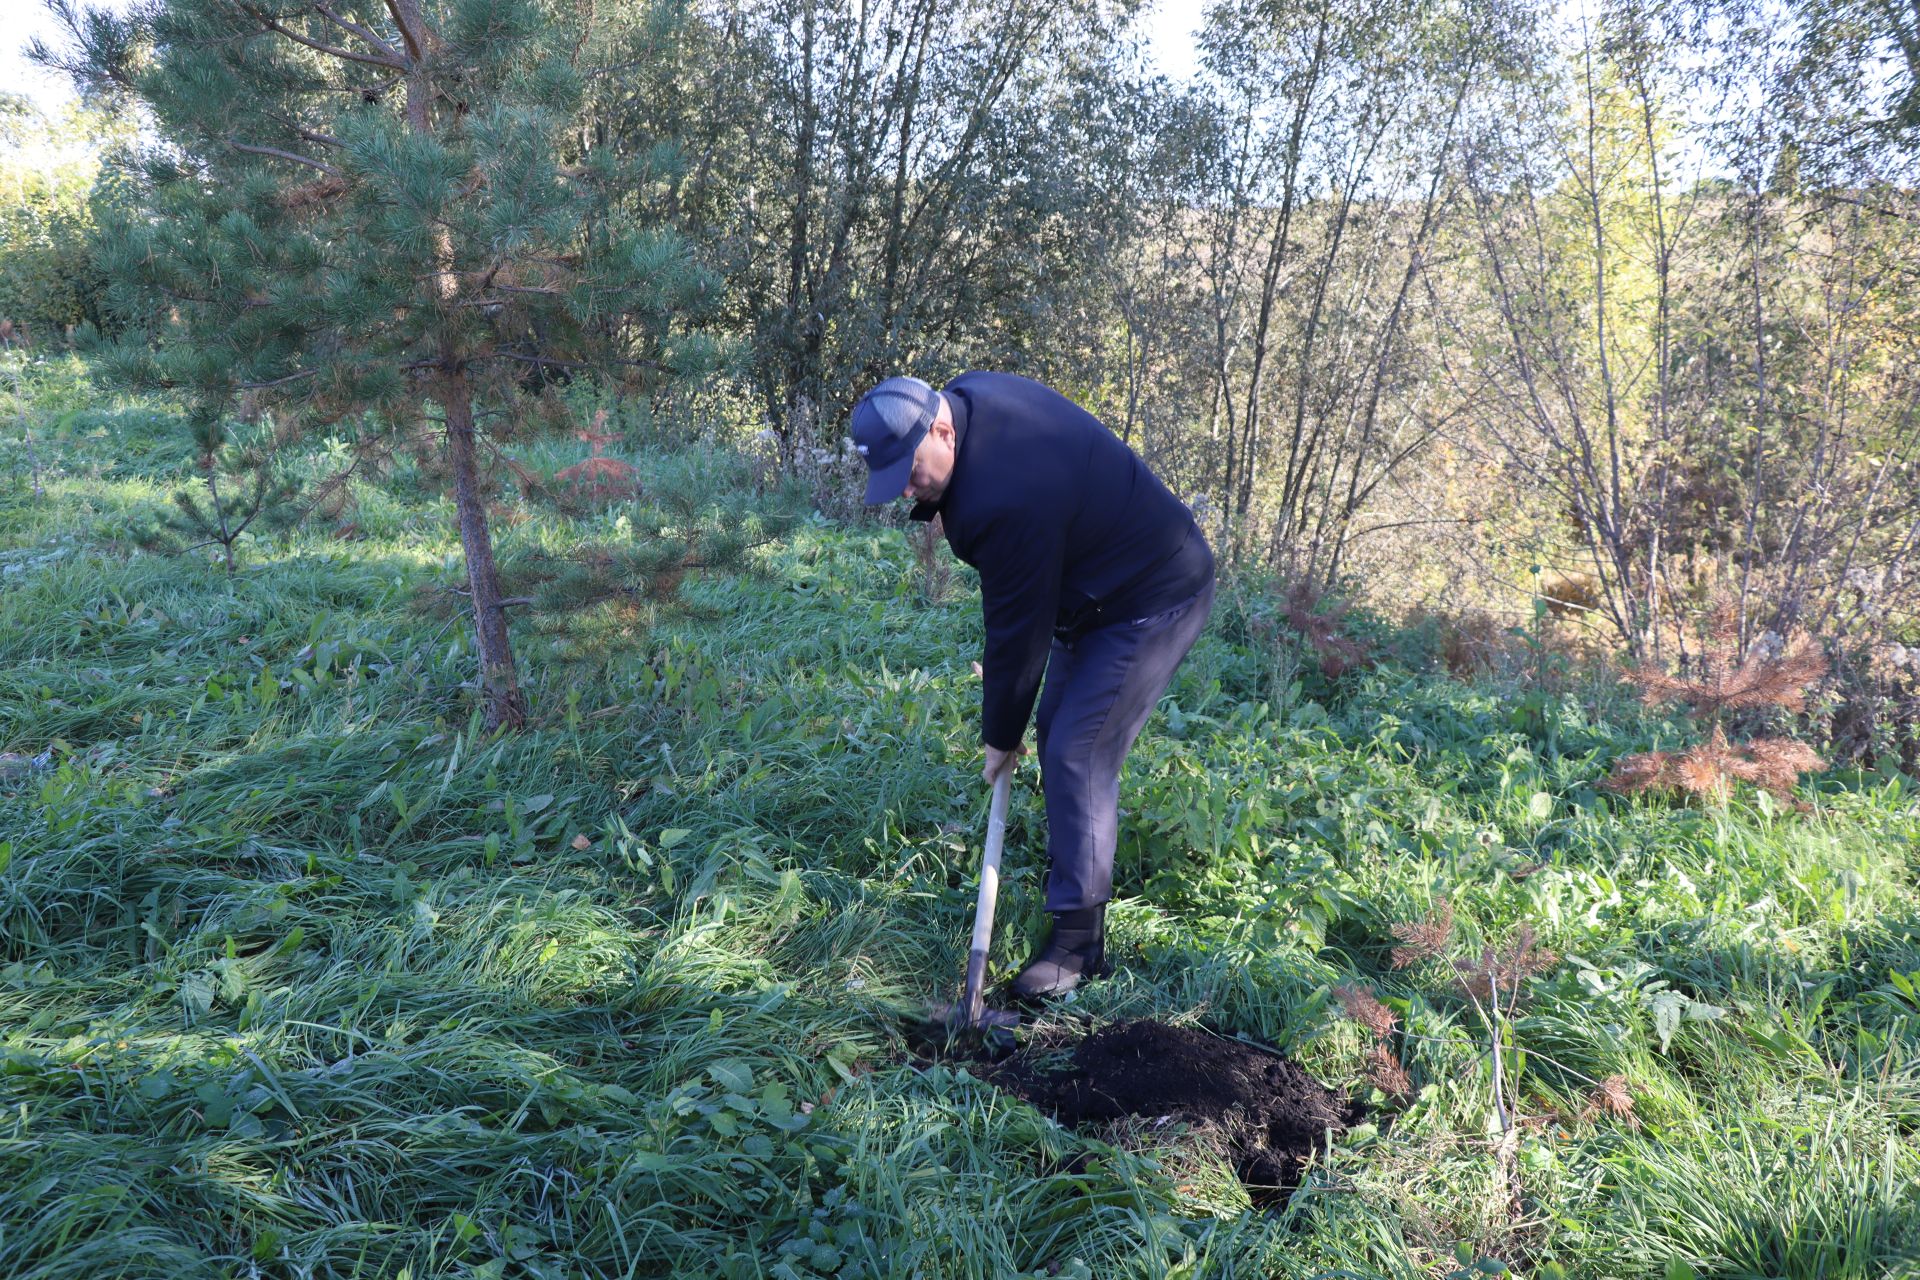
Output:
[
  {"xmin": 2, "ymin": 2, "xmax": 91, "ymax": 116},
  {"xmin": 4, "ymin": 0, "xmax": 1213, "ymax": 116},
  {"xmin": 1140, "ymin": 0, "xmax": 1207, "ymax": 84}
]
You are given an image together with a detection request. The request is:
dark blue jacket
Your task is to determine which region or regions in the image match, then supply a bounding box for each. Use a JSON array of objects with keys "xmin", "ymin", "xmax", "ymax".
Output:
[{"xmin": 911, "ymin": 371, "xmax": 1213, "ymax": 750}]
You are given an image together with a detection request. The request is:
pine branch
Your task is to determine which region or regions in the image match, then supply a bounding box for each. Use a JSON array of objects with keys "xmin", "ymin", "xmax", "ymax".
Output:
[
  {"xmin": 309, "ymin": 1, "xmax": 404, "ymax": 62},
  {"xmin": 1630, "ymin": 633, "xmax": 1828, "ymax": 716},
  {"xmin": 239, "ymin": 3, "xmax": 409, "ymax": 70},
  {"xmin": 1390, "ymin": 898, "xmax": 1454, "ymax": 969},
  {"xmin": 228, "ymin": 141, "xmax": 343, "ymax": 177},
  {"xmin": 236, "ymin": 369, "xmax": 324, "ymax": 391}
]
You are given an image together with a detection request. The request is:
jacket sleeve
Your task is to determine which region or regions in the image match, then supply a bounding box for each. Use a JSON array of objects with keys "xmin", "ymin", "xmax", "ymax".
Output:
[{"xmin": 972, "ymin": 506, "xmax": 1067, "ymax": 751}]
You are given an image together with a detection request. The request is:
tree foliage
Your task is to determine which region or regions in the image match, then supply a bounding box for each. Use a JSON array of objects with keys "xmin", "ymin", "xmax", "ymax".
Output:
[
  {"xmin": 47, "ymin": 0, "xmax": 719, "ymax": 727},
  {"xmin": 134, "ymin": 413, "xmax": 303, "ymax": 574},
  {"xmin": 0, "ymin": 94, "xmax": 121, "ymax": 340},
  {"xmin": 20, "ymin": 0, "xmax": 1920, "ymax": 690}
]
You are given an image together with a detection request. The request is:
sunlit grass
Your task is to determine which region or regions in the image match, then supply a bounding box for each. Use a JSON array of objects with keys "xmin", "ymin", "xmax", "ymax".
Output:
[{"xmin": 1, "ymin": 363, "xmax": 1917, "ymax": 1278}]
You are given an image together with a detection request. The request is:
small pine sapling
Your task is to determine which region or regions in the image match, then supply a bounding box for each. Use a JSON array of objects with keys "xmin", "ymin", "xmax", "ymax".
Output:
[
  {"xmin": 1387, "ymin": 900, "xmax": 1559, "ymax": 1133},
  {"xmin": 1355, "ymin": 900, "xmax": 1641, "ymax": 1152},
  {"xmin": 2, "ymin": 367, "xmax": 45, "ymax": 500},
  {"xmin": 1384, "ymin": 901, "xmax": 1581, "ymax": 1222},
  {"xmin": 1281, "ymin": 578, "xmax": 1371, "ymax": 678},
  {"xmin": 137, "ymin": 415, "xmax": 300, "ymax": 574},
  {"xmin": 1334, "ymin": 982, "xmax": 1412, "ymax": 1100},
  {"xmin": 509, "ymin": 465, "xmax": 797, "ymax": 612},
  {"xmin": 1241, "ymin": 577, "xmax": 1372, "ymax": 712},
  {"xmin": 1603, "ymin": 599, "xmax": 1829, "ymax": 806},
  {"xmin": 539, "ymin": 409, "xmax": 643, "ymax": 513}
]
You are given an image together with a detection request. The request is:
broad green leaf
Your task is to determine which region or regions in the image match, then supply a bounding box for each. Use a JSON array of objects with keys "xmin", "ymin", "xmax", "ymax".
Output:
[{"xmin": 709, "ymin": 1059, "xmax": 753, "ymax": 1093}]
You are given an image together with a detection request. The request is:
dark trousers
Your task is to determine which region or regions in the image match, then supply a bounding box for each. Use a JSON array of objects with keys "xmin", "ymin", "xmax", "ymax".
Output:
[{"xmin": 1033, "ymin": 577, "xmax": 1215, "ymax": 912}]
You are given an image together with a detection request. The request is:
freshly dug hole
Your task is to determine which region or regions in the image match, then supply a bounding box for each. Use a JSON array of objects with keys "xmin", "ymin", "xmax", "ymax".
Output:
[{"xmin": 987, "ymin": 1019, "xmax": 1358, "ymax": 1203}]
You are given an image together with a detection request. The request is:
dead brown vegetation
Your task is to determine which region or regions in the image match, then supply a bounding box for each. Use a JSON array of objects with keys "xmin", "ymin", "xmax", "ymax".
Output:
[
  {"xmin": 1581, "ymin": 1074, "xmax": 1639, "ymax": 1129},
  {"xmin": 1283, "ymin": 580, "xmax": 1371, "ymax": 678},
  {"xmin": 1389, "ymin": 897, "xmax": 1455, "ymax": 969},
  {"xmin": 1334, "ymin": 983, "xmax": 1412, "ymax": 1101},
  {"xmin": 1603, "ymin": 600, "xmax": 1829, "ymax": 806},
  {"xmin": 1449, "ymin": 926, "xmax": 1559, "ymax": 1006},
  {"xmin": 552, "ymin": 409, "xmax": 642, "ymax": 507},
  {"xmin": 1601, "ymin": 726, "xmax": 1826, "ymax": 805}
]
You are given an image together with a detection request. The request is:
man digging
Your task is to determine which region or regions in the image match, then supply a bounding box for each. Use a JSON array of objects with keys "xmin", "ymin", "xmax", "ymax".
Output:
[{"xmin": 852, "ymin": 372, "xmax": 1215, "ymax": 1000}]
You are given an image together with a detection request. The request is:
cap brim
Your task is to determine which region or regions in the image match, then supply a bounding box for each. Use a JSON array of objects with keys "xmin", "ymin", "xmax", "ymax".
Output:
[{"xmin": 863, "ymin": 452, "xmax": 915, "ymax": 504}]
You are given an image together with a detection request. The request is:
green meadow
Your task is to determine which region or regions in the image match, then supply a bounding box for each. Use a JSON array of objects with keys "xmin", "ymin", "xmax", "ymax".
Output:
[{"xmin": 3, "ymin": 360, "xmax": 1918, "ymax": 1279}]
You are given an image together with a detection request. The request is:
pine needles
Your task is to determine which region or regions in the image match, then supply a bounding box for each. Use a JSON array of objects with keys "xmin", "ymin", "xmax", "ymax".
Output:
[
  {"xmin": 1602, "ymin": 725, "xmax": 1827, "ymax": 805},
  {"xmin": 507, "ymin": 447, "xmax": 801, "ymax": 613},
  {"xmin": 1334, "ymin": 982, "xmax": 1412, "ymax": 1100},
  {"xmin": 1604, "ymin": 603, "xmax": 1830, "ymax": 806},
  {"xmin": 1282, "ymin": 579, "xmax": 1372, "ymax": 678},
  {"xmin": 134, "ymin": 414, "xmax": 302, "ymax": 574},
  {"xmin": 545, "ymin": 410, "xmax": 645, "ymax": 513}
]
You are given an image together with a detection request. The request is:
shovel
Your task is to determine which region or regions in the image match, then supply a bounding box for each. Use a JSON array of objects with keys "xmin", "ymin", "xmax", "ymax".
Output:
[{"xmin": 928, "ymin": 769, "xmax": 1021, "ymax": 1047}]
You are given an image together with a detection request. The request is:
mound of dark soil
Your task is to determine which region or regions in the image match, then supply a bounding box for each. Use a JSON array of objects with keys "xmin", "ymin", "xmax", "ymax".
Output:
[{"xmin": 988, "ymin": 1019, "xmax": 1357, "ymax": 1202}]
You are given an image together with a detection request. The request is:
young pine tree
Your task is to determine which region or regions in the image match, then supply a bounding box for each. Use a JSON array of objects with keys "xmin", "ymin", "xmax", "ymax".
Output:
[
  {"xmin": 45, "ymin": 0, "xmax": 717, "ymax": 728},
  {"xmin": 137, "ymin": 414, "xmax": 300, "ymax": 574},
  {"xmin": 1602, "ymin": 600, "xmax": 1830, "ymax": 806}
]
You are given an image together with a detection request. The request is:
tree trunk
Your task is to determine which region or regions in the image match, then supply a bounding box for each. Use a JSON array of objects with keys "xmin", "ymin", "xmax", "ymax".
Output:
[
  {"xmin": 207, "ymin": 467, "xmax": 236, "ymax": 576},
  {"xmin": 777, "ymin": 0, "xmax": 818, "ymax": 460},
  {"xmin": 387, "ymin": 0, "xmax": 524, "ymax": 730},
  {"xmin": 444, "ymin": 374, "xmax": 528, "ymax": 730}
]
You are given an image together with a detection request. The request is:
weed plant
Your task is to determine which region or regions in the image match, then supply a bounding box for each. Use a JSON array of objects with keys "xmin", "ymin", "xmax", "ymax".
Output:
[{"xmin": 2, "ymin": 359, "xmax": 1918, "ymax": 1278}]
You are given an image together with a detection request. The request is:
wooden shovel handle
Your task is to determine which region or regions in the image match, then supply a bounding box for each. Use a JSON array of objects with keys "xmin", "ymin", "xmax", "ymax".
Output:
[{"xmin": 962, "ymin": 770, "xmax": 1012, "ymax": 1026}]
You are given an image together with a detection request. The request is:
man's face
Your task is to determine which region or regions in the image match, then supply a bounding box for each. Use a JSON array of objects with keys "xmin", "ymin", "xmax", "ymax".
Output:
[{"xmin": 902, "ymin": 406, "xmax": 956, "ymax": 503}]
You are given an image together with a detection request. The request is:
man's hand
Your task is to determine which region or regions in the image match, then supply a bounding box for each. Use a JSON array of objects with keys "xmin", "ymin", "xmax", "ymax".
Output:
[{"xmin": 983, "ymin": 742, "xmax": 1026, "ymax": 785}]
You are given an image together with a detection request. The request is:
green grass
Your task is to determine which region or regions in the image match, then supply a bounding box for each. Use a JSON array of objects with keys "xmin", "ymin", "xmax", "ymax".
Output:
[{"xmin": 2, "ymin": 358, "xmax": 1918, "ymax": 1279}]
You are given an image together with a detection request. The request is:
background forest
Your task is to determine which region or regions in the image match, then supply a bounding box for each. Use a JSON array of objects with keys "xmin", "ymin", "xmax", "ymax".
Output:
[{"xmin": 9, "ymin": 0, "xmax": 1920, "ymax": 679}]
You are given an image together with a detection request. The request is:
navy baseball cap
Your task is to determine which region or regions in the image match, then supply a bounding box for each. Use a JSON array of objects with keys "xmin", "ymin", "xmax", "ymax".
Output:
[{"xmin": 851, "ymin": 376, "xmax": 943, "ymax": 504}]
